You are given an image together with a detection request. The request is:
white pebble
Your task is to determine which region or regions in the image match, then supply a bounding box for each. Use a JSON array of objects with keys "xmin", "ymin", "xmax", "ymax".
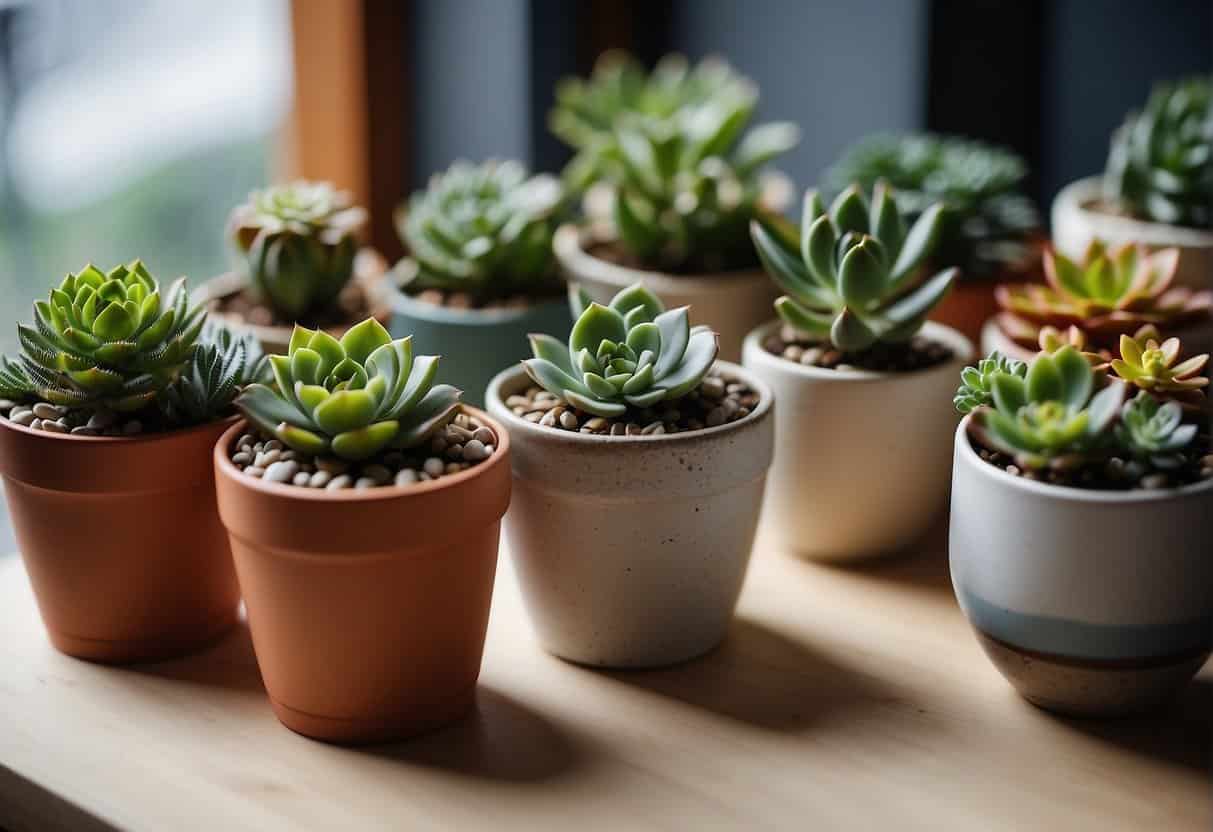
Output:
[
  {"xmin": 245, "ymin": 466, "xmax": 266, "ymax": 478},
  {"xmin": 254, "ymin": 449, "xmax": 281, "ymax": 468},
  {"xmin": 29, "ymin": 418, "xmax": 43, "ymax": 431},
  {"xmin": 232, "ymin": 451, "xmax": 253, "ymax": 466},
  {"xmin": 395, "ymin": 468, "xmax": 419, "ymax": 486},
  {"xmin": 472, "ymin": 426, "xmax": 495, "ymax": 445},
  {"xmin": 559, "ymin": 411, "xmax": 579, "ymax": 430},
  {"xmin": 41, "ymin": 419, "xmax": 67, "ymax": 434},
  {"xmin": 462, "ymin": 439, "xmax": 490, "ymax": 462},
  {"xmin": 308, "ymin": 471, "xmax": 332, "ymax": 488},
  {"xmin": 33, "ymin": 402, "xmax": 65, "ymax": 420},
  {"xmin": 264, "ymin": 461, "xmax": 300, "ymax": 483},
  {"xmin": 263, "ymin": 440, "xmax": 284, "ymax": 452},
  {"xmin": 9, "ymin": 408, "xmax": 33, "ymax": 426},
  {"xmin": 423, "ymin": 457, "xmax": 445, "ymax": 477},
  {"xmin": 292, "ymin": 471, "xmax": 311, "ymax": 487},
  {"xmin": 325, "ymin": 474, "xmax": 352, "ymax": 490}
]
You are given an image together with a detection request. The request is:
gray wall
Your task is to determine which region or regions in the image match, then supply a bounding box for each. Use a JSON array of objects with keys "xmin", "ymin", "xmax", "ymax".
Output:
[{"xmin": 666, "ymin": 0, "xmax": 929, "ymax": 193}]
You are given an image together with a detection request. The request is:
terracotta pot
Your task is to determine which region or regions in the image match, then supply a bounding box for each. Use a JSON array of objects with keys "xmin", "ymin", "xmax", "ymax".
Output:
[
  {"xmin": 0, "ymin": 417, "xmax": 240, "ymax": 663},
  {"xmin": 742, "ymin": 320, "xmax": 973, "ymax": 562},
  {"xmin": 386, "ymin": 273, "xmax": 572, "ymax": 408},
  {"xmin": 1052, "ymin": 177, "xmax": 1213, "ymax": 291},
  {"xmin": 554, "ymin": 224, "xmax": 776, "ymax": 363},
  {"xmin": 950, "ymin": 416, "xmax": 1213, "ymax": 716},
  {"xmin": 486, "ymin": 362, "xmax": 774, "ymax": 669},
  {"xmin": 193, "ymin": 249, "xmax": 391, "ymax": 354},
  {"xmin": 929, "ymin": 280, "xmax": 1001, "ymax": 346},
  {"xmin": 213, "ymin": 413, "xmax": 511, "ymax": 744}
]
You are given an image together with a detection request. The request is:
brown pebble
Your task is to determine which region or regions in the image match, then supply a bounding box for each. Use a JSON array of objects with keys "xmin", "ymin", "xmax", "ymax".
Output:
[
  {"xmin": 423, "ymin": 457, "xmax": 445, "ymax": 477},
  {"xmin": 524, "ymin": 411, "xmax": 544, "ymax": 423},
  {"xmin": 361, "ymin": 464, "xmax": 392, "ymax": 484},
  {"xmin": 463, "ymin": 439, "xmax": 490, "ymax": 462},
  {"xmin": 583, "ymin": 417, "xmax": 608, "ymax": 432},
  {"xmin": 472, "ymin": 426, "xmax": 495, "ymax": 445}
]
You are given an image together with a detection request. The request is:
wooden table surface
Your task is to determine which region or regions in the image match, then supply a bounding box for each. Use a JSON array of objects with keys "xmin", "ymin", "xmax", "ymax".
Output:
[{"xmin": 0, "ymin": 523, "xmax": 1209, "ymax": 831}]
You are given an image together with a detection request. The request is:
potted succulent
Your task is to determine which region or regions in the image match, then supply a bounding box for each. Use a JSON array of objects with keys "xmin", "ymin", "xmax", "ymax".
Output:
[
  {"xmin": 949, "ymin": 341, "xmax": 1212, "ymax": 716},
  {"xmin": 387, "ymin": 159, "xmax": 571, "ymax": 406},
  {"xmin": 213, "ymin": 318, "xmax": 511, "ymax": 743},
  {"xmin": 1053, "ymin": 76, "xmax": 1213, "ymax": 291},
  {"xmin": 200, "ymin": 180, "xmax": 387, "ymax": 353},
  {"xmin": 550, "ymin": 51, "xmax": 799, "ymax": 361},
  {"xmin": 982, "ymin": 239, "xmax": 1213, "ymax": 362},
  {"xmin": 0, "ymin": 261, "xmax": 263, "ymax": 662},
  {"xmin": 485, "ymin": 284, "xmax": 774, "ymax": 668},
  {"xmin": 741, "ymin": 182, "xmax": 973, "ymax": 561},
  {"xmin": 826, "ymin": 132, "xmax": 1042, "ymax": 343}
]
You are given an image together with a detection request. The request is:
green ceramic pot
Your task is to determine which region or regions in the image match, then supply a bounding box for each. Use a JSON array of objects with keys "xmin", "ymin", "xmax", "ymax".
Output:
[{"xmin": 387, "ymin": 286, "xmax": 572, "ymax": 407}]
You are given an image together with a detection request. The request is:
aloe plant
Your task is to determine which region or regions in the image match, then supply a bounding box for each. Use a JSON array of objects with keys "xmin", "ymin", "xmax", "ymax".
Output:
[
  {"xmin": 827, "ymin": 132, "xmax": 1039, "ymax": 277},
  {"xmin": 396, "ymin": 160, "xmax": 564, "ymax": 299},
  {"xmin": 228, "ymin": 181, "xmax": 367, "ymax": 320},
  {"xmin": 522, "ymin": 283, "xmax": 718, "ymax": 418},
  {"xmin": 0, "ymin": 261, "xmax": 203, "ymax": 413},
  {"xmin": 750, "ymin": 182, "xmax": 958, "ymax": 351},
  {"xmin": 1104, "ymin": 76, "xmax": 1212, "ymax": 229},
  {"xmin": 235, "ymin": 319, "xmax": 460, "ymax": 461},
  {"xmin": 160, "ymin": 324, "xmax": 269, "ymax": 426}
]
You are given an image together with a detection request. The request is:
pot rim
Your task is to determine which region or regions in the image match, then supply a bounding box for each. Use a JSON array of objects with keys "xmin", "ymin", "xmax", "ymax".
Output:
[
  {"xmin": 955, "ymin": 413, "xmax": 1213, "ymax": 504},
  {"xmin": 742, "ymin": 318, "xmax": 974, "ymax": 383},
  {"xmin": 385, "ymin": 261, "xmax": 570, "ymax": 325},
  {"xmin": 0, "ymin": 411, "xmax": 240, "ymax": 446},
  {"xmin": 1057, "ymin": 176, "xmax": 1213, "ymax": 248},
  {"xmin": 486, "ymin": 359, "xmax": 772, "ymax": 447},
  {"xmin": 212, "ymin": 406, "xmax": 511, "ymax": 503},
  {"xmin": 554, "ymin": 223, "xmax": 767, "ymax": 291}
]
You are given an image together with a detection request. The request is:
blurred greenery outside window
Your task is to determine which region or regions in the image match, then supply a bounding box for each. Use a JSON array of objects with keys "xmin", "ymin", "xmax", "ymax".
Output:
[{"xmin": 0, "ymin": 0, "xmax": 292, "ymax": 354}]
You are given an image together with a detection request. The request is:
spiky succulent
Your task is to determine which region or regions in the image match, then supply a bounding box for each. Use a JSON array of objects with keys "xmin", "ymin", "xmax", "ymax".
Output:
[
  {"xmin": 550, "ymin": 51, "xmax": 757, "ymax": 191},
  {"xmin": 228, "ymin": 181, "xmax": 367, "ymax": 320},
  {"xmin": 953, "ymin": 351, "xmax": 1026, "ymax": 414},
  {"xmin": 160, "ymin": 324, "xmax": 269, "ymax": 427},
  {"xmin": 1104, "ymin": 76, "xmax": 1212, "ymax": 229},
  {"xmin": 395, "ymin": 160, "xmax": 564, "ymax": 299},
  {"xmin": 750, "ymin": 182, "xmax": 958, "ymax": 351},
  {"xmin": 826, "ymin": 133, "xmax": 1039, "ymax": 277},
  {"xmin": 1115, "ymin": 391, "xmax": 1199, "ymax": 468},
  {"xmin": 235, "ymin": 319, "xmax": 461, "ymax": 461},
  {"xmin": 967, "ymin": 346, "xmax": 1127, "ymax": 470},
  {"xmin": 522, "ymin": 283, "xmax": 718, "ymax": 418},
  {"xmin": 1109, "ymin": 325, "xmax": 1209, "ymax": 400},
  {"xmin": 0, "ymin": 261, "xmax": 203, "ymax": 413},
  {"xmin": 996, "ymin": 240, "xmax": 1212, "ymax": 350}
]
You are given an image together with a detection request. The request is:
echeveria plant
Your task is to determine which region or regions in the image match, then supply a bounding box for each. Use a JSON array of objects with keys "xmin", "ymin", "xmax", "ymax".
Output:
[
  {"xmin": 396, "ymin": 159, "xmax": 564, "ymax": 299},
  {"xmin": 953, "ymin": 351, "xmax": 1026, "ymax": 414},
  {"xmin": 1116, "ymin": 391, "xmax": 1199, "ymax": 469},
  {"xmin": 1104, "ymin": 76, "xmax": 1212, "ymax": 229},
  {"xmin": 235, "ymin": 319, "xmax": 460, "ymax": 461},
  {"xmin": 228, "ymin": 181, "xmax": 367, "ymax": 320},
  {"xmin": 0, "ymin": 261, "xmax": 204, "ymax": 412},
  {"xmin": 1109, "ymin": 326, "xmax": 1209, "ymax": 400},
  {"xmin": 996, "ymin": 239, "xmax": 1211, "ymax": 350},
  {"xmin": 522, "ymin": 284, "xmax": 718, "ymax": 418},
  {"xmin": 750, "ymin": 182, "xmax": 958, "ymax": 351}
]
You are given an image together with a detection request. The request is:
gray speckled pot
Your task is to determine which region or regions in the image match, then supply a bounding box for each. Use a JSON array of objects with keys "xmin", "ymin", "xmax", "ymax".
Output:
[
  {"xmin": 950, "ymin": 416, "xmax": 1213, "ymax": 716},
  {"xmin": 485, "ymin": 362, "xmax": 774, "ymax": 668}
]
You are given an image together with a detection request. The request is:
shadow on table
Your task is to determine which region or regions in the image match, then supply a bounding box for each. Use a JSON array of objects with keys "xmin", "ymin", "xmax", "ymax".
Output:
[
  {"xmin": 120, "ymin": 617, "xmax": 265, "ymax": 694},
  {"xmin": 1058, "ymin": 675, "xmax": 1213, "ymax": 775},
  {"xmin": 363, "ymin": 685, "xmax": 582, "ymax": 784},
  {"xmin": 600, "ymin": 617, "xmax": 898, "ymax": 733},
  {"xmin": 823, "ymin": 517, "xmax": 954, "ymax": 597}
]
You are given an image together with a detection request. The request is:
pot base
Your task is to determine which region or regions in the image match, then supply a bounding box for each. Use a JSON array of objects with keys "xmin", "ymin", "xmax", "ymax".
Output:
[
  {"xmin": 540, "ymin": 629, "xmax": 725, "ymax": 671},
  {"xmin": 269, "ymin": 685, "xmax": 477, "ymax": 745},
  {"xmin": 975, "ymin": 630, "xmax": 1209, "ymax": 718},
  {"xmin": 46, "ymin": 609, "xmax": 238, "ymax": 665}
]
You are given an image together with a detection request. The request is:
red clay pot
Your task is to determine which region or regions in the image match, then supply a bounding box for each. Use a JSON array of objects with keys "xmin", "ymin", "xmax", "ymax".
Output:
[
  {"xmin": 213, "ymin": 411, "xmax": 511, "ymax": 744},
  {"xmin": 0, "ymin": 417, "xmax": 241, "ymax": 663}
]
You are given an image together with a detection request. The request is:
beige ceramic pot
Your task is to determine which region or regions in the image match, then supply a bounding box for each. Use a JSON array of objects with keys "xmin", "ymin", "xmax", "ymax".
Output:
[
  {"xmin": 213, "ymin": 412, "xmax": 511, "ymax": 744},
  {"xmin": 1052, "ymin": 177, "xmax": 1213, "ymax": 291},
  {"xmin": 742, "ymin": 320, "xmax": 973, "ymax": 562},
  {"xmin": 553, "ymin": 224, "xmax": 776, "ymax": 363},
  {"xmin": 0, "ymin": 416, "xmax": 240, "ymax": 662},
  {"xmin": 485, "ymin": 361, "xmax": 774, "ymax": 668},
  {"xmin": 950, "ymin": 416, "xmax": 1213, "ymax": 716}
]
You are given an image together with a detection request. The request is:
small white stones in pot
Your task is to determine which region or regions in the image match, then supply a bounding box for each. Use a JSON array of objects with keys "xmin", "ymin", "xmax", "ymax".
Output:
[
  {"xmin": 229, "ymin": 412, "xmax": 498, "ymax": 489},
  {"xmin": 0, "ymin": 400, "xmax": 145, "ymax": 436}
]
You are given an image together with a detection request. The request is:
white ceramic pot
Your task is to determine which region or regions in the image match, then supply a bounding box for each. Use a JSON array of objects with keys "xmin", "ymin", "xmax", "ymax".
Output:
[
  {"xmin": 553, "ymin": 224, "xmax": 777, "ymax": 363},
  {"xmin": 742, "ymin": 320, "xmax": 973, "ymax": 562},
  {"xmin": 485, "ymin": 362, "xmax": 774, "ymax": 668},
  {"xmin": 950, "ymin": 416, "xmax": 1213, "ymax": 716},
  {"xmin": 1052, "ymin": 177, "xmax": 1213, "ymax": 291}
]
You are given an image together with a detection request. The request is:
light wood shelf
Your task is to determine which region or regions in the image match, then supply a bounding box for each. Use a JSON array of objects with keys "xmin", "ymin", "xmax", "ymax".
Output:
[{"xmin": 0, "ymin": 523, "xmax": 1208, "ymax": 831}]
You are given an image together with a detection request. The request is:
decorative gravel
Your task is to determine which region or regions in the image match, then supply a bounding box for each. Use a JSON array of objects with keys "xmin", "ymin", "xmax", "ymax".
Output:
[
  {"xmin": 409, "ymin": 287, "xmax": 563, "ymax": 311},
  {"xmin": 0, "ymin": 399, "xmax": 147, "ymax": 435},
  {"xmin": 973, "ymin": 438, "xmax": 1213, "ymax": 491},
  {"xmin": 763, "ymin": 324, "xmax": 953, "ymax": 372},
  {"xmin": 504, "ymin": 372, "xmax": 758, "ymax": 436},
  {"xmin": 210, "ymin": 281, "xmax": 375, "ymax": 330},
  {"xmin": 229, "ymin": 410, "xmax": 497, "ymax": 489}
]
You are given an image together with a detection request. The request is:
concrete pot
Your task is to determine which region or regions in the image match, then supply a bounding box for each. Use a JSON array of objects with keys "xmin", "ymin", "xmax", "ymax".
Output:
[
  {"xmin": 1052, "ymin": 177, "xmax": 1213, "ymax": 291},
  {"xmin": 213, "ymin": 413, "xmax": 511, "ymax": 744},
  {"xmin": 553, "ymin": 224, "xmax": 776, "ymax": 363},
  {"xmin": 386, "ymin": 279, "xmax": 572, "ymax": 408},
  {"xmin": 949, "ymin": 416, "xmax": 1213, "ymax": 716},
  {"xmin": 485, "ymin": 361, "xmax": 774, "ymax": 668},
  {"xmin": 742, "ymin": 320, "xmax": 973, "ymax": 562},
  {"xmin": 0, "ymin": 416, "xmax": 240, "ymax": 663}
]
